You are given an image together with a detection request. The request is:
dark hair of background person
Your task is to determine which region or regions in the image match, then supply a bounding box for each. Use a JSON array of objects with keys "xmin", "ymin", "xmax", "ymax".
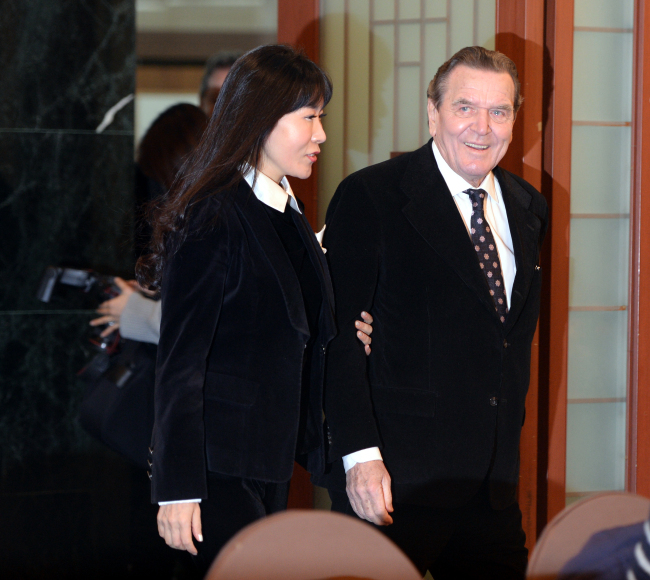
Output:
[
  {"xmin": 427, "ymin": 45, "xmax": 524, "ymax": 113},
  {"xmin": 136, "ymin": 44, "xmax": 333, "ymax": 290},
  {"xmin": 134, "ymin": 103, "xmax": 208, "ymax": 257},
  {"xmin": 199, "ymin": 51, "xmax": 241, "ymax": 103},
  {"xmin": 137, "ymin": 103, "xmax": 209, "ymax": 191}
]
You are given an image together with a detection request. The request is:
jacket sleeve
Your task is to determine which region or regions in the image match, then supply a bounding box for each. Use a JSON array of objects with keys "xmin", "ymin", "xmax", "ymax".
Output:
[
  {"xmin": 119, "ymin": 292, "xmax": 161, "ymax": 344},
  {"xmin": 150, "ymin": 216, "xmax": 230, "ymax": 502},
  {"xmin": 323, "ymin": 175, "xmax": 383, "ymax": 460}
]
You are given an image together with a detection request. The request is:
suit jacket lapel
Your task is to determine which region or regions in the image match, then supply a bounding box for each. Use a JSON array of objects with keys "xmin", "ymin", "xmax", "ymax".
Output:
[
  {"xmin": 494, "ymin": 167, "xmax": 542, "ymax": 333},
  {"xmin": 233, "ymin": 181, "xmax": 310, "ymax": 338},
  {"xmin": 401, "ymin": 142, "xmax": 500, "ymax": 319},
  {"xmin": 290, "ymin": 208, "xmax": 337, "ymax": 342}
]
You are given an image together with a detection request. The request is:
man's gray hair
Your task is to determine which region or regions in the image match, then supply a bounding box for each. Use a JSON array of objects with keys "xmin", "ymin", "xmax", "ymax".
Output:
[
  {"xmin": 427, "ymin": 46, "xmax": 523, "ymax": 113},
  {"xmin": 199, "ymin": 51, "xmax": 241, "ymax": 100}
]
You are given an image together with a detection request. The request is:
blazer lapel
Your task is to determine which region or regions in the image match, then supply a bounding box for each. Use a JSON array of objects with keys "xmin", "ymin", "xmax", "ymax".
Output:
[
  {"xmin": 401, "ymin": 142, "xmax": 500, "ymax": 319},
  {"xmin": 233, "ymin": 182, "xmax": 310, "ymax": 338},
  {"xmin": 290, "ymin": 208, "xmax": 337, "ymax": 342},
  {"xmin": 495, "ymin": 167, "xmax": 542, "ymax": 333}
]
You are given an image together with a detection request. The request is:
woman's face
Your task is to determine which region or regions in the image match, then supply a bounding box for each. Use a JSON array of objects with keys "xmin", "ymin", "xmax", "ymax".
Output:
[{"xmin": 259, "ymin": 104, "xmax": 326, "ymax": 183}]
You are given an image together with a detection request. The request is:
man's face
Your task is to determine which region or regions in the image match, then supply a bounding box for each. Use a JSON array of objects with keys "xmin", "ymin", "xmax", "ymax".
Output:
[
  {"xmin": 200, "ymin": 66, "xmax": 231, "ymax": 117},
  {"xmin": 428, "ymin": 65, "xmax": 515, "ymax": 187}
]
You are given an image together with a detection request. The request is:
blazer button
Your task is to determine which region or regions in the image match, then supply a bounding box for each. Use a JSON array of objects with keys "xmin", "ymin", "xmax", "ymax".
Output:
[
  {"xmin": 503, "ymin": 340, "xmax": 509, "ymax": 348},
  {"xmin": 147, "ymin": 459, "xmax": 153, "ymax": 468},
  {"xmin": 322, "ymin": 345, "xmax": 326, "ymax": 354},
  {"xmin": 489, "ymin": 397, "xmax": 498, "ymax": 407},
  {"xmin": 148, "ymin": 446, "xmax": 154, "ymax": 455},
  {"xmin": 147, "ymin": 470, "xmax": 152, "ymax": 480}
]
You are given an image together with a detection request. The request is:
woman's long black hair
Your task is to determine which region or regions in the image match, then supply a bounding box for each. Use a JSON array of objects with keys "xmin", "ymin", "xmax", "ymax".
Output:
[{"xmin": 136, "ymin": 44, "xmax": 332, "ymax": 289}]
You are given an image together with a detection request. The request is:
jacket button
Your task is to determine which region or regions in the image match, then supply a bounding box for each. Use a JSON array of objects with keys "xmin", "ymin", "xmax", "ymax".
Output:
[
  {"xmin": 148, "ymin": 446, "xmax": 154, "ymax": 455},
  {"xmin": 503, "ymin": 340, "xmax": 509, "ymax": 348},
  {"xmin": 322, "ymin": 345, "xmax": 326, "ymax": 354},
  {"xmin": 489, "ymin": 397, "xmax": 498, "ymax": 406},
  {"xmin": 147, "ymin": 459, "xmax": 153, "ymax": 468},
  {"xmin": 147, "ymin": 470, "xmax": 152, "ymax": 480}
]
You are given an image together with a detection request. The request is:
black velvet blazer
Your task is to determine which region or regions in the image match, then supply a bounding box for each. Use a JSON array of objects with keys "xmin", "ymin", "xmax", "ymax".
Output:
[
  {"xmin": 149, "ymin": 179, "xmax": 336, "ymax": 503},
  {"xmin": 319, "ymin": 140, "xmax": 548, "ymax": 510}
]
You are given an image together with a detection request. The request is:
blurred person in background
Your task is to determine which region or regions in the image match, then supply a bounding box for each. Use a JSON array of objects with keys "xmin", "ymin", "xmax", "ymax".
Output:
[{"xmin": 199, "ymin": 52, "xmax": 240, "ymax": 118}]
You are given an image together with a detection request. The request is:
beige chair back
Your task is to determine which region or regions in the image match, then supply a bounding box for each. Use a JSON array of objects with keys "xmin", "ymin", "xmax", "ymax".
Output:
[
  {"xmin": 526, "ymin": 491, "xmax": 650, "ymax": 580},
  {"xmin": 206, "ymin": 510, "xmax": 421, "ymax": 580}
]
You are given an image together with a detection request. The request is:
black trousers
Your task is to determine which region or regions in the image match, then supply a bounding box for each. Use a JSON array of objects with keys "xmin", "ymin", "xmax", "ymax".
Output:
[
  {"xmin": 191, "ymin": 471, "xmax": 290, "ymax": 575},
  {"xmin": 330, "ymin": 481, "xmax": 527, "ymax": 580}
]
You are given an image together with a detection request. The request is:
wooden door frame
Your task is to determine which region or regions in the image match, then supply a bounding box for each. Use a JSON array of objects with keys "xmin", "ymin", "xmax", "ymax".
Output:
[
  {"xmin": 628, "ymin": 0, "xmax": 650, "ymax": 497},
  {"xmin": 277, "ymin": 0, "xmax": 321, "ymax": 509},
  {"xmin": 278, "ymin": 0, "xmax": 321, "ymax": 230}
]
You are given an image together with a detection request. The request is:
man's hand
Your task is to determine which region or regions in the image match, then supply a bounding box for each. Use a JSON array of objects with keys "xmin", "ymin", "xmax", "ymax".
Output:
[
  {"xmin": 355, "ymin": 311, "xmax": 373, "ymax": 356},
  {"xmin": 89, "ymin": 277, "xmax": 136, "ymax": 336},
  {"xmin": 157, "ymin": 502, "xmax": 203, "ymax": 555},
  {"xmin": 345, "ymin": 459, "xmax": 394, "ymax": 525}
]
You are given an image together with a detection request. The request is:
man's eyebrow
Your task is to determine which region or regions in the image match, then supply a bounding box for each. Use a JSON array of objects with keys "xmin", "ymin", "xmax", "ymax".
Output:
[
  {"xmin": 451, "ymin": 97, "xmax": 513, "ymax": 111},
  {"xmin": 451, "ymin": 98, "xmax": 474, "ymax": 106}
]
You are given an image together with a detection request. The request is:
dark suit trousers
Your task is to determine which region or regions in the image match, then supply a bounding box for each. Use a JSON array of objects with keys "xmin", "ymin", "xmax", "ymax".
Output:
[
  {"xmin": 191, "ymin": 471, "xmax": 290, "ymax": 575},
  {"xmin": 330, "ymin": 479, "xmax": 527, "ymax": 580}
]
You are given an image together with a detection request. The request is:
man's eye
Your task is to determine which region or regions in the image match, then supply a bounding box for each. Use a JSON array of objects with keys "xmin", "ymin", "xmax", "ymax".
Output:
[{"xmin": 492, "ymin": 110, "xmax": 504, "ymax": 116}]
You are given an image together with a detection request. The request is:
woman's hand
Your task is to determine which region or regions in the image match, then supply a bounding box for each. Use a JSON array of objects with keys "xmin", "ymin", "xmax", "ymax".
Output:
[
  {"xmin": 157, "ymin": 502, "xmax": 203, "ymax": 555},
  {"xmin": 355, "ymin": 311, "xmax": 373, "ymax": 355},
  {"xmin": 89, "ymin": 277, "xmax": 136, "ymax": 337}
]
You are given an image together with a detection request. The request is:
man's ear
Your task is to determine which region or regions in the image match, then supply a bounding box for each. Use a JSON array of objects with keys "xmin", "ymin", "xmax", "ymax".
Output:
[{"xmin": 427, "ymin": 99, "xmax": 437, "ymax": 138}]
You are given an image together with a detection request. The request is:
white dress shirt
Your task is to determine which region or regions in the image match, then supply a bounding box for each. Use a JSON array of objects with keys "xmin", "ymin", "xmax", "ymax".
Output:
[
  {"xmin": 342, "ymin": 141, "xmax": 516, "ymax": 473},
  {"xmin": 160, "ymin": 168, "xmax": 301, "ymax": 506}
]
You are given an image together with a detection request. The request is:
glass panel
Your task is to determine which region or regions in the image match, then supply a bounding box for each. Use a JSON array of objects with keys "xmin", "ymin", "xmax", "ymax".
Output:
[
  {"xmin": 571, "ymin": 126, "xmax": 631, "ymax": 214},
  {"xmin": 399, "ymin": 0, "xmax": 421, "ymax": 20},
  {"xmin": 477, "ymin": 0, "xmax": 496, "ymax": 49},
  {"xmin": 450, "ymin": 0, "xmax": 475, "ymax": 54},
  {"xmin": 398, "ymin": 23, "xmax": 421, "ymax": 62},
  {"xmin": 347, "ymin": 0, "xmax": 372, "ymax": 173},
  {"xmin": 424, "ymin": 21, "xmax": 448, "ymax": 96},
  {"xmin": 374, "ymin": 0, "xmax": 395, "ymax": 21},
  {"xmin": 566, "ymin": 402, "xmax": 626, "ymax": 492},
  {"xmin": 397, "ymin": 66, "xmax": 421, "ymax": 151},
  {"xmin": 319, "ymin": 0, "xmax": 346, "ymax": 219},
  {"xmin": 372, "ymin": 23, "xmax": 395, "ymax": 164},
  {"xmin": 572, "ymin": 31, "xmax": 633, "ymax": 123},
  {"xmin": 574, "ymin": 0, "xmax": 634, "ymax": 29},
  {"xmin": 567, "ymin": 311, "xmax": 628, "ymax": 399},
  {"xmin": 569, "ymin": 218, "xmax": 629, "ymax": 307},
  {"xmin": 425, "ymin": 0, "xmax": 447, "ymax": 19}
]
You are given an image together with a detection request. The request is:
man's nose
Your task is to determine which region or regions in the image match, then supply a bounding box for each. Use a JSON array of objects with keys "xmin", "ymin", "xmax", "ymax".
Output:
[{"xmin": 473, "ymin": 108, "xmax": 491, "ymax": 134}]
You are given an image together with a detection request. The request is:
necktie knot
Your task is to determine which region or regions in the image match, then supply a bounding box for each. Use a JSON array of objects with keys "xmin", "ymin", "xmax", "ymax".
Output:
[{"xmin": 464, "ymin": 188, "xmax": 487, "ymax": 213}]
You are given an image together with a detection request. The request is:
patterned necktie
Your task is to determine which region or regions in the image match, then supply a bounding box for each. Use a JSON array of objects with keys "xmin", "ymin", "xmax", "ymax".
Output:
[{"xmin": 464, "ymin": 188, "xmax": 508, "ymax": 323}]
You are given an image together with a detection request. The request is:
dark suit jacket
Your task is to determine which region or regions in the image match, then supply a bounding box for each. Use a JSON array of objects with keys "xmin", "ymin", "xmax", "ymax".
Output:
[
  {"xmin": 149, "ymin": 179, "xmax": 336, "ymax": 503},
  {"xmin": 319, "ymin": 140, "xmax": 548, "ymax": 510}
]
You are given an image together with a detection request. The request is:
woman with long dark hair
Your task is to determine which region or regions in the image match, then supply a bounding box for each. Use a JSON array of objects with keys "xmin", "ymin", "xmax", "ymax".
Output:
[{"xmin": 136, "ymin": 45, "xmax": 372, "ymax": 571}]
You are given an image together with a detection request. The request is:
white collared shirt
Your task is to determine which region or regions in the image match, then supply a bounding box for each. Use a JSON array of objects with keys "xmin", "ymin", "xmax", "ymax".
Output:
[
  {"xmin": 242, "ymin": 165, "xmax": 302, "ymax": 213},
  {"xmin": 431, "ymin": 140, "xmax": 516, "ymax": 306},
  {"xmin": 343, "ymin": 143, "xmax": 517, "ymax": 474}
]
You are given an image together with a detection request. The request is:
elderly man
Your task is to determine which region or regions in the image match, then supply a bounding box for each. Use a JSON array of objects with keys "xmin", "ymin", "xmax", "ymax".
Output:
[{"xmin": 320, "ymin": 46, "xmax": 548, "ymax": 579}]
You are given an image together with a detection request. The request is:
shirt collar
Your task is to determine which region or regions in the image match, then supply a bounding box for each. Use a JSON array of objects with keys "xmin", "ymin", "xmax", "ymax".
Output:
[
  {"xmin": 431, "ymin": 140, "xmax": 500, "ymax": 205},
  {"xmin": 242, "ymin": 165, "xmax": 302, "ymax": 214}
]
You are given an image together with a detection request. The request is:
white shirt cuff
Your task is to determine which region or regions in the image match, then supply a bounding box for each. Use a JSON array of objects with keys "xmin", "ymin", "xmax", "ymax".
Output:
[
  {"xmin": 342, "ymin": 447, "xmax": 383, "ymax": 472},
  {"xmin": 158, "ymin": 499, "xmax": 201, "ymax": 505}
]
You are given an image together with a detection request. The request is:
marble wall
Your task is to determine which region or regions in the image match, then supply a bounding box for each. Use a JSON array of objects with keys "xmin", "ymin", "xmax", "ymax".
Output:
[{"xmin": 0, "ymin": 1, "xmax": 149, "ymax": 576}]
